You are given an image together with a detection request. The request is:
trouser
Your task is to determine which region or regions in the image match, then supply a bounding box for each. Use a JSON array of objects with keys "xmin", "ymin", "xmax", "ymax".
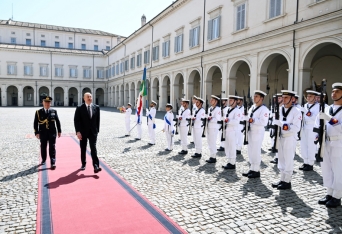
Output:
[
  {"xmin": 225, "ymin": 130, "xmax": 237, "ymax": 164},
  {"xmin": 40, "ymin": 133, "xmax": 56, "ymax": 164},
  {"xmin": 178, "ymin": 124, "xmax": 182, "ymax": 140},
  {"xmin": 300, "ymin": 127, "xmax": 316, "ymax": 165},
  {"xmin": 192, "ymin": 127, "xmax": 195, "ymax": 143},
  {"xmin": 148, "ymin": 124, "xmax": 155, "ymax": 144},
  {"xmin": 322, "ymin": 142, "xmax": 342, "ymax": 199},
  {"xmin": 277, "ymin": 136, "xmax": 296, "ymax": 183},
  {"xmin": 237, "ymin": 125, "xmax": 244, "ymax": 151},
  {"xmin": 125, "ymin": 120, "xmax": 130, "ymax": 135},
  {"xmin": 219, "ymin": 129, "xmax": 224, "ymax": 147},
  {"xmin": 179, "ymin": 126, "xmax": 188, "ymax": 151},
  {"xmin": 80, "ymin": 133, "xmax": 99, "ymax": 169},
  {"xmin": 193, "ymin": 127, "xmax": 203, "ymax": 154},
  {"xmin": 165, "ymin": 132, "xmax": 173, "ymax": 150},
  {"xmin": 136, "ymin": 123, "xmax": 142, "ymax": 139},
  {"xmin": 247, "ymin": 130, "xmax": 265, "ymax": 172},
  {"xmin": 207, "ymin": 128, "xmax": 219, "ymax": 158}
]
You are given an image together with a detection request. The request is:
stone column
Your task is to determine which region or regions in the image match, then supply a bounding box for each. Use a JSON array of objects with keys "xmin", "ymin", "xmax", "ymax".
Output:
[
  {"xmin": 64, "ymin": 87, "xmax": 68, "ymax": 106},
  {"xmin": 18, "ymin": 85, "xmax": 24, "ymax": 106},
  {"xmin": 250, "ymin": 54, "xmax": 258, "ymax": 92},
  {"xmin": 221, "ymin": 61, "xmax": 228, "ymax": 97},
  {"xmin": 2, "ymin": 85, "xmax": 7, "ymax": 106}
]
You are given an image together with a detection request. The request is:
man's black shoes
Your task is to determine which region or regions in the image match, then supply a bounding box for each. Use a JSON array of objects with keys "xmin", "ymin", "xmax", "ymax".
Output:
[
  {"xmin": 303, "ymin": 165, "xmax": 313, "ymax": 171},
  {"xmin": 217, "ymin": 147, "xmax": 224, "ymax": 151},
  {"xmin": 318, "ymin": 195, "xmax": 332, "ymax": 205},
  {"xmin": 325, "ymin": 197, "xmax": 341, "ymax": 208},
  {"xmin": 248, "ymin": 171, "xmax": 260, "ymax": 178},
  {"xmin": 236, "ymin": 150, "xmax": 241, "ymax": 155},
  {"xmin": 270, "ymin": 158, "xmax": 278, "ymax": 164},
  {"xmin": 80, "ymin": 165, "xmax": 86, "ymax": 171},
  {"xmin": 191, "ymin": 153, "xmax": 202, "ymax": 158},
  {"xmin": 206, "ymin": 157, "xmax": 217, "ymax": 163},
  {"xmin": 94, "ymin": 165, "xmax": 102, "ymax": 173},
  {"xmin": 242, "ymin": 170, "xmax": 252, "ymax": 177},
  {"xmin": 222, "ymin": 163, "xmax": 235, "ymax": 170},
  {"xmin": 277, "ymin": 182, "xmax": 291, "ymax": 190},
  {"xmin": 51, "ymin": 164, "xmax": 56, "ymax": 170},
  {"xmin": 178, "ymin": 150, "xmax": 188, "ymax": 155},
  {"xmin": 272, "ymin": 181, "xmax": 283, "ymax": 188}
]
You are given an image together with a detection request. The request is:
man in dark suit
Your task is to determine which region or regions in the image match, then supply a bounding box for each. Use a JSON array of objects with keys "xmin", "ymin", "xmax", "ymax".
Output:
[
  {"xmin": 74, "ymin": 92, "xmax": 102, "ymax": 173},
  {"xmin": 34, "ymin": 96, "xmax": 61, "ymax": 169}
]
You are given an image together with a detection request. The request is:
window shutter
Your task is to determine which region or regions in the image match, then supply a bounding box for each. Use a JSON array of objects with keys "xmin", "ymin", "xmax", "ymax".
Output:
[
  {"xmin": 189, "ymin": 29, "xmax": 193, "ymax": 47},
  {"xmin": 270, "ymin": 0, "xmax": 275, "ymax": 18},
  {"xmin": 276, "ymin": 0, "xmax": 281, "ymax": 16},
  {"xmin": 180, "ymin": 34, "xmax": 183, "ymax": 52},
  {"xmin": 197, "ymin": 26, "xmax": 201, "ymax": 46},
  {"xmin": 7, "ymin": 65, "xmax": 10, "ymax": 74},
  {"xmin": 174, "ymin": 37, "xmax": 177, "ymax": 53},
  {"xmin": 148, "ymin": 50, "xmax": 150, "ymax": 62},
  {"xmin": 97, "ymin": 70, "xmax": 99, "ymax": 78},
  {"xmin": 157, "ymin": 46, "xmax": 159, "ymax": 60},
  {"xmin": 208, "ymin": 19, "xmax": 212, "ymax": 41},
  {"xmin": 61, "ymin": 68, "xmax": 64, "ymax": 77},
  {"xmin": 217, "ymin": 16, "xmax": 221, "ymax": 38},
  {"xmin": 55, "ymin": 67, "xmax": 58, "ymax": 76},
  {"xmin": 242, "ymin": 4, "xmax": 245, "ymax": 29},
  {"xmin": 40, "ymin": 67, "xmax": 43, "ymax": 76},
  {"xmin": 83, "ymin": 69, "xmax": 86, "ymax": 78},
  {"xmin": 30, "ymin": 67, "xmax": 33, "ymax": 75},
  {"xmin": 76, "ymin": 69, "xmax": 78, "ymax": 77}
]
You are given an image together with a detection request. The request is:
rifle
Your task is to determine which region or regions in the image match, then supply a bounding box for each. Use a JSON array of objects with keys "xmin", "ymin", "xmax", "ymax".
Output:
[
  {"xmin": 266, "ymin": 96, "xmax": 272, "ymax": 130},
  {"xmin": 316, "ymin": 79, "xmax": 327, "ymax": 159},
  {"xmin": 173, "ymin": 101, "xmax": 179, "ymax": 135},
  {"xmin": 202, "ymin": 98, "xmax": 209, "ymax": 137},
  {"xmin": 187, "ymin": 103, "xmax": 193, "ymax": 136},
  {"xmin": 298, "ymin": 94, "xmax": 305, "ymax": 140},
  {"xmin": 243, "ymin": 91, "xmax": 249, "ymax": 145},
  {"xmin": 272, "ymin": 90, "xmax": 280, "ymax": 152},
  {"xmin": 218, "ymin": 98, "xmax": 226, "ymax": 142},
  {"xmin": 269, "ymin": 95, "xmax": 275, "ymax": 138}
]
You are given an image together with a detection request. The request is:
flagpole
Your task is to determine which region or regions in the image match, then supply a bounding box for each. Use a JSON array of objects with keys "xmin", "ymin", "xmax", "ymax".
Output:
[{"xmin": 145, "ymin": 66, "xmax": 148, "ymax": 110}]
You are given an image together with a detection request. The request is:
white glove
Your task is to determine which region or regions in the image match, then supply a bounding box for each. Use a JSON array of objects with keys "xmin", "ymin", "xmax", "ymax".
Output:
[
  {"xmin": 244, "ymin": 116, "xmax": 249, "ymax": 121},
  {"xmin": 176, "ymin": 115, "xmax": 179, "ymax": 118},
  {"xmin": 146, "ymin": 110, "xmax": 150, "ymax": 116},
  {"xmin": 319, "ymin": 112, "xmax": 331, "ymax": 121},
  {"xmin": 299, "ymin": 106, "xmax": 306, "ymax": 113},
  {"xmin": 221, "ymin": 116, "xmax": 226, "ymax": 121},
  {"xmin": 273, "ymin": 119, "xmax": 282, "ymax": 127}
]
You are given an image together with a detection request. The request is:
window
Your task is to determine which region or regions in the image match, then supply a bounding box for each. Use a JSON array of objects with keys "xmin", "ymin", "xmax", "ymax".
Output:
[
  {"xmin": 236, "ymin": 3, "xmax": 246, "ymax": 31},
  {"xmin": 144, "ymin": 50, "xmax": 150, "ymax": 64},
  {"xmin": 24, "ymin": 65, "xmax": 33, "ymax": 76},
  {"xmin": 174, "ymin": 34, "xmax": 183, "ymax": 53},
  {"xmin": 94, "ymin": 45, "xmax": 98, "ymax": 51},
  {"xmin": 106, "ymin": 46, "xmax": 110, "ymax": 50},
  {"xmin": 55, "ymin": 42, "xmax": 60, "ymax": 48},
  {"xmin": 97, "ymin": 69, "xmax": 104, "ymax": 79},
  {"xmin": 83, "ymin": 68, "xmax": 91, "ymax": 78},
  {"xmin": 40, "ymin": 66, "xmax": 48, "ymax": 76},
  {"xmin": 10, "ymin": 37, "xmax": 16, "ymax": 44},
  {"xmin": 137, "ymin": 54, "xmax": 142, "ymax": 67},
  {"xmin": 125, "ymin": 60, "xmax": 129, "ymax": 71},
  {"xmin": 68, "ymin": 43, "xmax": 73, "ymax": 49},
  {"xmin": 81, "ymin": 44, "xmax": 86, "ymax": 50},
  {"xmin": 116, "ymin": 64, "xmax": 119, "ymax": 75},
  {"xmin": 269, "ymin": 0, "xmax": 282, "ymax": 18},
  {"xmin": 152, "ymin": 46, "xmax": 159, "ymax": 61},
  {"xmin": 55, "ymin": 67, "xmax": 63, "ymax": 77},
  {"xmin": 189, "ymin": 26, "xmax": 200, "ymax": 48},
  {"xmin": 26, "ymin": 39, "xmax": 31, "ymax": 46},
  {"xmin": 120, "ymin": 62, "xmax": 124, "ymax": 73},
  {"xmin": 162, "ymin": 41, "xmax": 170, "ymax": 57},
  {"xmin": 70, "ymin": 68, "xmax": 77, "ymax": 77},
  {"xmin": 111, "ymin": 66, "xmax": 115, "ymax": 76},
  {"xmin": 7, "ymin": 65, "xmax": 16, "ymax": 75},
  {"xmin": 130, "ymin": 57, "xmax": 135, "ymax": 69},
  {"xmin": 41, "ymin": 40, "xmax": 46, "ymax": 47},
  {"xmin": 208, "ymin": 16, "xmax": 221, "ymax": 41}
]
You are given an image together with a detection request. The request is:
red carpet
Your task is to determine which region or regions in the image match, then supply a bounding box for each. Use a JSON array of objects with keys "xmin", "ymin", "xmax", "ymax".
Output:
[{"xmin": 36, "ymin": 136, "xmax": 186, "ymax": 234}]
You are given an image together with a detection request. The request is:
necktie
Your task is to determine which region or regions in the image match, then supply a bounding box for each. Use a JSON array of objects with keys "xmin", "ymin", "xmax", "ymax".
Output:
[
  {"xmin": 46, "ymin": 109, "xmax": 48, "ymax": 115},
  {"xmin": 88, "ymin": 105, "xmax": 91, "ymax": 118}
]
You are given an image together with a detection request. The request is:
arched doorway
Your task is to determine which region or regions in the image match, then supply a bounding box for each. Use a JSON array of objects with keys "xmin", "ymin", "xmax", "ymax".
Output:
[
  {"xmin": 120, "ymin": 84, "xmax": 124, "ymax": 107},
  {"xmin": 188, "ymin": 70, "xmax": 201, "ymax": 98},
  {"xmin": 0, "ymin": 87, "xmax": 2, "ymax": 106},
  {"xmin": 23, "ymin": 86, "xmax": 34, "ymax": 106},
  {"xmin": 7, "ymin": 85, "xmax": 18, "ymax": 106},
  {"xmin": 96, "ymin": 88, "xmax": 104, "ymax": 106},
  {"xmin": 161, "ymin": 76, "xmax": 170, "ymax": 108},
  {"xmin": 301, "ymin": 42, "xmax": 342, "ymax": 104},
  {"xmin": 152, "ymin": 78, "xmax": 160, "ymax": 105},
  {"xmin": 130, "ymin": 82, "xmax": 135, "ymax": 106},
  {"xmin": 228, "ymin": 60, "xmax": 251, "ymax": 96},
  {"xmin": 82, "ymin": 87, "xmax": 91, "ymax": 104},
  {"xmin": 124, "ymin": 83, "xmax": 129, "ymax": 106},
  {"xmin": 206, "ymin": 65, "xmax": 222, "ymax": 99},
  {"xmin": 68, "ymin": 87, "xmax": 78, "ymax": 106},
  {"xmin": 174, "ymin": 73, "xmax": 184, "ymax": 102},
  {"xmin": 54, "ymin": 87, "xmax": 64, "ymax": 106},
  {"xmin": 39, "ymin": 86, "xmax": 50, "ymax": 105}
]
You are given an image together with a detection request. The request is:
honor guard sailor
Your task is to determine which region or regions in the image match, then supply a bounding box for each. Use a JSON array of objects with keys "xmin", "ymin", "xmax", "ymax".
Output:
[
  {"xmin": 34, "ymin": 96, "xmax": 61, "ymax": 169},
  {"xmin": 124, "ymin": 103, "xmax": 132, "ymax": 136},
  {"xmin": 146, "ymin": 101, "xmax": 157, "ymax": 145},
  {"xmin": 271, "ymin": 90, "xmax": 302, "ymax": 190},
  {"xmin": 191, "ymin": 97, "xmax": 206, "ymax": 158},
  {"xmin": 218, "ymin": 98, "xmax": 228, "ymax": 152},
  {"xmin": 317, "ymin": 83, "xmax": 342, "ymax": 208},
  {"xmin": 270, "ymin": 93, "xmax": 283, "ymax": 164},
  {"xmin": 242, "ymin": 90, "xmax": 269, "ymax": 178},
  {"xmin": 178, "ymin": 99, "xmax": 191, "ymax": 154},
  {"xmin": 222, "ymin": 95, "xmax": 241, "ymax": 169},
  {"xmin": 163, "ymin": 104, "xmax": 175, "ymax": 151},
  {"xmin": 205, "ymin": 95, "xmax": 221, "ymax": 163},
  {"xmin": 236, "ymin": 96, "xmax": 244, "ymax": 155},
  {"xmin": 191, "ymin": 96, "xmax": 198, "ymax": 144}
]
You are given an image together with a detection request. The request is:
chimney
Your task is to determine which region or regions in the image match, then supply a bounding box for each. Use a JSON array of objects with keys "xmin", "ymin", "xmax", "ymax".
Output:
[{"xmin": 141, "ymin": 14, "xmax": 146, "ymax": 27}]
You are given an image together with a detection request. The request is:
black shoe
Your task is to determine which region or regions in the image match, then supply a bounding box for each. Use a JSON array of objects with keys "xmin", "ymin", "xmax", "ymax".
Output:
[
  {"xmin": 191, "ymin": 153, "xmax": 202, "ymax": 158},
  {"xmin": 299, "ymin": 164, "xmax": 308, "ymax": 170},
  {"xmin": 315, "ymin": 154, "xmax": 323, "ymax": 162},
  {"xmin": 248, "ymin": 171, "xmax": 260, "ymax": 178},
  {"xmin": 41, "ymin": 161, "xmax": 46, "ymax": 165},
  {"xmin": 271, "ymin": 148, "xmax": 278, "ymax": 154},
  {"xmin": 80, "ymin": 165, "xmax": 86, "ymax": 170},
  {"xmin": 242, "ymin": 170, "xmax": 253, "ymax": 177},
  {"xmin": 165, "ymin": 148, "xmax": 173, "ymax": 151},
  {"xmin": 325, "ymin": 197, "xmax": 341, "ymax": 208},
  {"xmin": 125, "ymin": 134, "xmax": 129, "ymax": 136},
  {"xmin": 268, "ymin": 148, "xmax": 273, "ymax": 151},
  {"xmin": 318, "ymin": 195, "xmax": 332, "ymax": 205},
  {"xmin": 190, "ymin": 141, "xmax": 194, "ymax": 144},
  {"xmin": 178, "ymin": 150, "xmax": 188, "ymax": 155},
  {"xmin": 236, "ymin": 150, "xmax": 241, "ymax": 155},
  {"xmin": 94, "ymin": 165, "xmax": 102, "ymax": 173},
  {"xmin": 206, "ymin": 157, "xmax": 217, "ymax": 163},
  {"xmin": 51, "ymin": 164, "xmax": 56, "ymax": 170},
  {"xmin": 148, "ymin": 143, "xmax": 155, "ymax": 145},
  {"xmin": 303, "ymin": 165, "xmax": 313, "ymax": 171},
  {"xmin": 222, "ymin": 163, "xmax": 235, "ymax": 170},
  {"xmin": 277, "ymin": 182, "xmax": 291, "ymax": 190},
  {"xmin": 135, "ymin": 138, "xmax": 141, "ymax": 140},
  {"xmin": 272, "ymin": 181, "xmax": 283, "ymax": 188},
  {"xmin": 270, "ymin": 158, "xmax": 278, "ymax": 164},
  {"xmin": 217, "ymin": 147, "xmax": 225, "ymax": 151}
]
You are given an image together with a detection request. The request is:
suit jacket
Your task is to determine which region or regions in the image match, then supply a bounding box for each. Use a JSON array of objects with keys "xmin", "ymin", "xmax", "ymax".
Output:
[
  {"xmin": 74, "ymin": 103, "xmax": 100, "ymax": 137},
  {"xmin": 34, "ymin": 108, "xmax": 61, "ymax": 136}
]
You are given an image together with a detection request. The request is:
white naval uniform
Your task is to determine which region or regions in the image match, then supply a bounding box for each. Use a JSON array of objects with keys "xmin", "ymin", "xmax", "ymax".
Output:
[
  {"xmin": 224, "ymin": 106, "xmax": 241, "ymax": 165},
  {"xmin": 219, "ymin": 106, "xmax": 229, "ymax": 148},
  {"xmin": 147, "ymin": 107, "xmax": 156, "ymax": 144},
  {"xmin": 315, "ymin": 103, "xmax": 330, "ymax": 155},
  {"xmin": 315, "ymin": 104, "xmax": 342, "ymax": 199},
  {"xmin": 164, "ymin": 110, "xmax": 175, "ymax": 150},
  {"xmin": 193, "ymin": 107, "xmax": 205, "ymax": 154},
  {"xmin": 192, "ymin": 104, "xmax": 198, "ymax": 142},
  {"xmin": 247, "ymin": 104, "xmax": 269, "ymax": 172},
  {"xmin": 178, "ymin": 108, "xmax": 191, "ymax": 151},
  {"xmin": 237, "ymin": 105, "xmax": 244, "ymax": 151},
  {"xmin": 125, "ymin": 107, "xmax": 132, "ymax": 135},
  {"xmin": 178, "ymin": 106, "xmax": 185, "ymax": 138},
  {"xmin": 206, "ymin": 106, "xmax": 221, "ymax": 158},
  {"xmin": 276, "ymin": 105, "xmax": 302, "ymax": 183},
  {"xmin": 300, "ymin": 102, "xmax": 319, "ymax": 166},
  {"xmin": 136, "ymin": 108, "xmax": 143, "ymax": 139}
]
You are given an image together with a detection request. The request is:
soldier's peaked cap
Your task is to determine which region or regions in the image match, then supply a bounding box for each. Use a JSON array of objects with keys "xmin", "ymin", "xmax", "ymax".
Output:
[
  {"xmin": 281, "ymin": 90, "xmax": 296, "ymax": 96},
  {"xmin": 42, "ymin": 96, "xmax": 52, "ymax": 102}
]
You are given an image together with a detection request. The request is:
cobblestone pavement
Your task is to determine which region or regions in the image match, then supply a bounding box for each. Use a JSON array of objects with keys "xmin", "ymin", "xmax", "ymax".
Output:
[{"xmin": 0, "ymin": 107, "xmax": 341, "ymax": 234}]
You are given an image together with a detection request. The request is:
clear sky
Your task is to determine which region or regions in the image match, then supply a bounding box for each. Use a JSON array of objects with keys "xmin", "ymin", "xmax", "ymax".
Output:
[{"xmin": 0, "ymin": 0, "xmax": 175, "ymax": 36}]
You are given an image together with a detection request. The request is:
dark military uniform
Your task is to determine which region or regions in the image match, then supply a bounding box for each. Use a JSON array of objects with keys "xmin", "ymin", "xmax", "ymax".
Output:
[{"xmin": 34, "ymin": 98, "xmax": 61, "ymax": 165}]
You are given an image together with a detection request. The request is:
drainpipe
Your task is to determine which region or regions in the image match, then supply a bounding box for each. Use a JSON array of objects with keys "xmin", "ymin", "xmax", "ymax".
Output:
[
  {"xmin": 292, "ymin": 0, "xmax": 299, "ymax": 91},
  {"xmin": 50, "ymin": 52, "xmax": 52, "ymax": 96},
  {"xmin": 200, "ymin": 0, "xmax": 206, "ymax": 97}
]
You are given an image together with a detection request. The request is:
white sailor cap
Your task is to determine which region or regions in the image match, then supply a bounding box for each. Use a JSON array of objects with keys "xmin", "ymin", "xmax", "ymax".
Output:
[
  {"xmin": 221, "ymin": 97, "xmax": 228, "ymax": 101},
  {"xmin": 295, "ymin": 94, "xmax": 299, "ymax": 98},
  {"xmin": 195, "ymin": 97, "xmax": 204, "ymax": 103},
  {"xmin": 276, "ymin": 93, "xmax": 283, "ymax": 96},
  {"xmin": 211, "ymin": 95, "xmax": 220, "ymax": 101},
  {"xmin": 237, "ymin": 96, "xmax": 243, "ymax": 100},
  {"xmin": 182, "ymin": 99, "xmax": 190, "ymax": 103},
  {"xmin": 332, "ymin": 83, "xmax": 342, "ymax": 91},
  {"xmin": 306, "ymin": 90, "xmax": 320, "ymax": 96},
  {"xmin": 254, "ymin": 90, "xmax": 267, "ymax": 97},
  {"xmin": 127, "ymin": 103, "xmax": 132, "ymax": 106},
  {"xmin": 151, "ymin": 100, "xmax": 157, "ymax": 105},
  {"xmin": 166, "ymin": 103, "xmax": 173, "ymax": 108},
  {"xmin": 227, "ymin": 95, "xmax": 239, "ymax": 100},
  {"xmin": 192, "ymin": 95, "xmax": 197, "ymax": 99},
  {"xmin": 281, "ymin": 90, "xmax": 296, "ymax": 96}
]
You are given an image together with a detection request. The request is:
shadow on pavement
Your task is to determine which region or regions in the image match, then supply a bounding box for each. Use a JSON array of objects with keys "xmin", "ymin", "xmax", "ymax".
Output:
[{"xmin": 0, "ymin": 165, "xmax": 39, "ymax": 182}]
